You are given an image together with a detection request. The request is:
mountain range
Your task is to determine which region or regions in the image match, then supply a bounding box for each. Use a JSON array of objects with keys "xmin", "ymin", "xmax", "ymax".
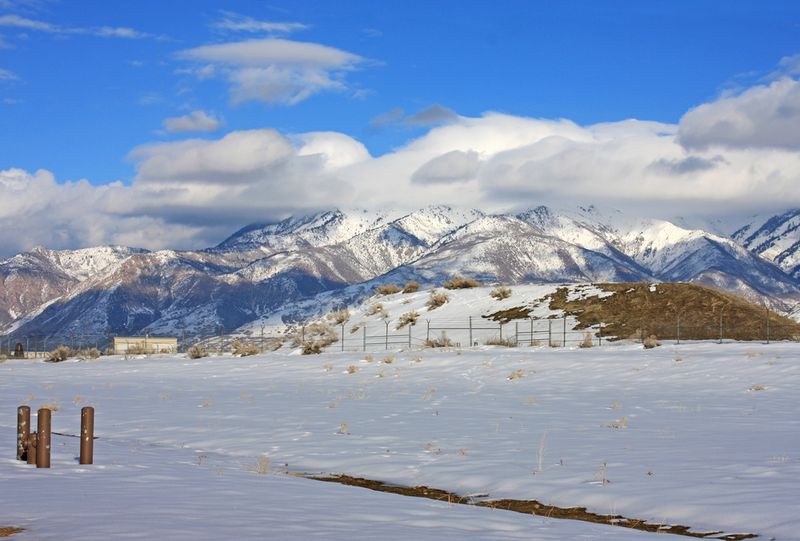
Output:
[{"xmin": 2, "ymin": 204, "xmax": 799, "ymax": 340}]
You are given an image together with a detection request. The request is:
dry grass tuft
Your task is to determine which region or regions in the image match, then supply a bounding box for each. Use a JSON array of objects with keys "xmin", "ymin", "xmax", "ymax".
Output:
[
  {"xmin": 643, "ymin": 335, "xmax": 660, "ymax": 349},
  {"xmin": 346, "ymin": 365, "xmax": 359, "ymax": 374},
  {"xmin": 485, "ymin": 336, "xmax": 517, "ymax": 347},
  {"xmin": 402, "ymin": 280, "xmax": 421, "ymax": 293},
  {"xmin": 46, "ymin": 345, "xmax": 72, "ymax": 363},
  {"xmin": 424, "ymin": 332, "xmax": 453, "ymax": 348},
  {"xmin": 366, "ymin": 303, "xmax": 389, "ymax": 318},
  {"xmin": 443, "ymin": 276, "xmax": 481, "ymax": 289},
  {"xmin": 579, "ymin": 332, "xmax": 594, "ymax": 348},
  {"xmin": 233, "ymin": 340, "xmax": 260, "ymax": 356},
  {"xmin": 490, "ymin": 286, "xmax": 512, "ymax": 300},
  {"xmin": 326, "ymin": 309, "xmax": 350, "ymax": 325},
  {"xmin": 396, "ymin": 311, "xmax": 420, "ymax": 329},
  {"xmin": 426, "ymin": 291, "xmax": 449, "ymax": 311},
  {"xmin": 376, "ymin": 284, "xmax": 402, "ymax": 295},
  {"xmin": 188, "ymin": 345, "xmax": 209, "ymax": 359},
  {"xmin": 507, "ymin": 369, "xmax": 526, "ymax": 380}
]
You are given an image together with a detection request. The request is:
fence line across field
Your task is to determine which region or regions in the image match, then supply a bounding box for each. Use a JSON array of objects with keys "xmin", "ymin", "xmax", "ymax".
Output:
[{"xmin": 2, "ymin": 313, "xmax": 799, "ymax": 357}]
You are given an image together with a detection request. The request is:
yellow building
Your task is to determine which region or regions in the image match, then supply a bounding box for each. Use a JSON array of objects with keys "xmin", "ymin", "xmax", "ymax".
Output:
[{"xmin": 113, "ymin": 336, "xmax": 178, "ymax": 354}]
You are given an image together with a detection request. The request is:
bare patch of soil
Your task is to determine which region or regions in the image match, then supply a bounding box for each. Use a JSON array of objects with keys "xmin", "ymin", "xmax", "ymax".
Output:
[
  {"xmin": 308, "ymin": 474, "xmax": 756, "ymax": 540},
  {"xmin": 0, "ymin": 527, "xmax": 23, "ymax": 538}
]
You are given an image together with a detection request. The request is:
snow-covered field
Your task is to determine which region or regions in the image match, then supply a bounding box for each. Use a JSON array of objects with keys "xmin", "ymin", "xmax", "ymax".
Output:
[{"xmin": 2, "ymin": 341, "xmax": 798, "ymax": 540}]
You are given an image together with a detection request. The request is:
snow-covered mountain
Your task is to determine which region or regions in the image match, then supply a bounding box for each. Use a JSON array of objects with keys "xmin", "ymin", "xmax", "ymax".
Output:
[
  {"xmin": 2, "ymin": 204, "xmax": 800, "ymax": 340},
  {"xmin": 732, "ymin": 209, "xmax": 800, "ymax": 281}
]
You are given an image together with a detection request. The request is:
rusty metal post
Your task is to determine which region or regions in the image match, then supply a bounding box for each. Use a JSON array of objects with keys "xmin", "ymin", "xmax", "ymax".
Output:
[
  {"xmin": 80, "ymin": 406, "xmax": 94, "ymax": 465},
  {"xmin": 27, "ymin": 432, "xmax": 37, "ymax": 464},
  {"xmin": 17, "ymin": 405, "xmax": 30, "ymax": 461},
  {"xmin": 36, "ymin": 408, "xmax": 51, "ymax": 468}
]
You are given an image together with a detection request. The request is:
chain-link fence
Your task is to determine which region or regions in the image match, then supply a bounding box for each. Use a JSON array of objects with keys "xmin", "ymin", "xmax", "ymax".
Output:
[{"xmin": 2, "ymin": 313, "xmax": 798, "ymax": 358}]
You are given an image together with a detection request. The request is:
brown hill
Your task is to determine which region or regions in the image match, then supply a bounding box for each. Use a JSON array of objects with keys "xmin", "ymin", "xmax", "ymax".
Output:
[{"xmin": 543, "ymin": 282, "xmax": 800, "ymax": 342}]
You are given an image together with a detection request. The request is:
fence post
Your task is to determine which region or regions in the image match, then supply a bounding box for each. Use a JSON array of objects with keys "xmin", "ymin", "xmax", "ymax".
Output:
[
  {"xmin": 548, "ymin": 319, "xmax": 552, "ymax": 346},
  {"xmin": 80, "ymin": 406, "xmax": 94, "ymax": 465},
  {"xmin": 515, "ymin": 322, "xmax": 519, "ymax": 346},
  {"xmin": 598, "ymin": 323, "xmax": 603, "ymax": 346},
  {"xmin": 499, "ymin": 322, "xmax": 503, "ymax": 340},
  {"xmin": 562, "ymin": 316, "xmax": 567, "ymax": 347},
  {"xmin": 530, "ymin": 318, "xmax": 534, "ymax": 346},
  {"xmin": 408, "ymin": 323, "xmax": 412, "ymax": 348},
  {"xmin": 766, "ymin": 308, "xmax": 770, "ymax": 344},
  {"xmin": 719, "ymin": 314, "xmax": 723, "ymax": 344},
  {"xmin": 468, "ymin": 316, "xmax": 473, "ymax": 347},
  {"xmin": 341, "ymin": 324, "xmax": 345, "ymax": 352},
  {"xmin": 385, "ymin": 321, "xmax": 389, "ymax": 350},
  {"xmin": 17, "ymin": 405, "xmax": 30, "ymax": 461},
  {"xmin": 426, "ymin": 320, "xmax": 431, "ymax": 343},
  {"xmin": 676, "ymin": 315, "xmax": 680, "ymax": 345},
  {"xmin": 36, "ymin": 408, "xmax": 51, "ymax": 469},
  {"xmin": 362, "ymin": 325, "xmax": 366, "ymax": 352}
]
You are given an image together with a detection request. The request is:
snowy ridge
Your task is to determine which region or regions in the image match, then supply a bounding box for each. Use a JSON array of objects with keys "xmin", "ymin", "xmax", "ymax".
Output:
[{"xmin": 3, "ymin": 204, "xmax": 800, "ymax": 339}]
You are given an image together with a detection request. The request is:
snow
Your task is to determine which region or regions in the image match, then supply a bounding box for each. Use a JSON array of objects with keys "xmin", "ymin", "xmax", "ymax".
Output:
[{"xmin": 2, "ymin": 341, "xmax": 798, "ymax": 540}]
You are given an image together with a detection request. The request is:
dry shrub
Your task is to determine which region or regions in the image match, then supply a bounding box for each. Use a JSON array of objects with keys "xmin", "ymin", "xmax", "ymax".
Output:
[
  {"xmin": 346, "ymin": 365, "xmax": 359, "ymax": 374},
  {"xmin": 350, "ymin": 324, "xmax": 360, "ymax": 334},
  {"xmin": 46, "ymin": 345, "xmax": 72, "ymax": 363},
  {"xmin": 233, "ymin": 340, "xmax": 260, "ymax": 356},
  {"xmin": 643, "ymin": 335, "xmax": 660, "ymax": 349},
  {"xmin": 326, "ymin": 309, "xmax": 350, "ymax": 325},
  {"xmin": 425, "ymin": 332, "xmax": 453, "ymax": 348},
  {"xmin": 366, "ymin": 303, "xmax": 389, "ymax": 318},
  {"xmin": 490, "ymin": 286, "xmax": 512, "ymax": 300},
  {"xmin": 507, "ymin": 369, "xmax": 526, "ymax": 380},
  {"xmin": 579, "ymin": 332, "xmax": 594, "ymax": 348},
  {"xmin": 298, "ymin": 321, "xmax": 339, "ymax": 355},
  {"xmin": 426, "ymin": 291, "xmax": 449, "ymax": 311},
  {"xmin": 376, "ymin": 284, "xmax": 402, "ymax": 295},
  {"xmin": 78, "ymin": 348, "xmax": 101, "ymax": 360},
  {"xmin": 403, "ymin": 280, "xmax": 421, "ymax": 293},
  {"xmin": 485, "ymin": 336, "xmax": 517, "ymax": 347},
  {"xmin": 443, "ymin": 276, "xmax": 481, "ymax": 289},
  {"xmin": 126, "ymin": 344, "xmax": 148, "ymax": 355},
  {"xmin": 188, "ymin": 345, "xmax": 209, "ymax": 359},
  {"xmin": 396, "ymin": 311, "xmax": 419, "ymax": 329},
  {"xmin": 381, "ymin": 355, "xmax": 395, "ymax": 364}
]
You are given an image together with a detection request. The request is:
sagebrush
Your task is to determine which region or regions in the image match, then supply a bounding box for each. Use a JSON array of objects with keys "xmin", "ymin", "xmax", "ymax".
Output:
[
  {"xmin": 443, "ymin": 276, "xmax": 481, "ymax": 289},
  {"xmin": 426, "ymin": 291, "xmax": 449, "ymax": 311}
]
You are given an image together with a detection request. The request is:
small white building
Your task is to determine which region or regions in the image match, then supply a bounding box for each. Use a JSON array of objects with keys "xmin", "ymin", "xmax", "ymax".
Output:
[{"xmin": 113, "ymin": 336, "xmax": 178, "ymax": 354}]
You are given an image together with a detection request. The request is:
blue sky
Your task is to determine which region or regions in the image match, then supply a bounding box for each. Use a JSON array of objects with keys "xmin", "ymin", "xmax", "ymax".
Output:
[{"xmin": 1, "ymin": 0, "xmax": 800, "ymax": 255}]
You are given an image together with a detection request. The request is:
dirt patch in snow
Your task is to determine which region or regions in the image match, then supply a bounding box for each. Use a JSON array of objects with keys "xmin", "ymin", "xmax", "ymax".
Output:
[
  {"xmin": 308, "ymin": 474, "xmax": 756, "ymax": 540},
  {"xmin": 0, "ymin": 528, "xmax": 23, "ymax": 538}
]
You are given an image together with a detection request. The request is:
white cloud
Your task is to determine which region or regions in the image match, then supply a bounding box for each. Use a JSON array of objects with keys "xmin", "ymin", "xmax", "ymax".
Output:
[
  {"xmin": 678, "ymin": 77, "xmax": 800, "ymax": 150},
  {"xmin": 162, "ymin": 110, "xmax": 221, "ymax": 133},
  {"xmin": 0, "ymin": 67, "xmax": 18, "ymax": 80},
  {"xmin": 178, "ymin": 38, "xmax": 364, "ymax": 105},
  {"xmin": 5, "ymin": 76, "xmax": 800, "ymax": 256},
  {"xmin": 0, "ymin": 14, "xmax": 153, "ymax": 39},
  {"xmin": 212, "ymin": 11, "xmax": 309, "ymax": 35}
]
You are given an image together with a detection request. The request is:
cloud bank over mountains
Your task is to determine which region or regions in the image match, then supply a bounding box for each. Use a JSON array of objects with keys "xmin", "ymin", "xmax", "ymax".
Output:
[{"xmin": 2, "ymin": 75, "xmax": 800, "ymax": 257}]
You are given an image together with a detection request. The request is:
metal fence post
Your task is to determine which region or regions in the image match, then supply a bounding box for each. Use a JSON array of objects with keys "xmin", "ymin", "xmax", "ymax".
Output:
[
  {"xmin": 515, "ymin": 322, "xmax": 519, "ymax": 346},
  {"xmin": 499, "ymin": 322, "xmax": 503, "ymax": 340},
  {"xmin": 548, "ymin": 319, "xmax": 552, "ymax": 346},
  {"xmin": 36, "ymin": 408, "xmax": 51, "ymax": 469},
  {"xmin": 426, "ymin": 320, "xmax": 431, "ymax": 343},
  {"xmin": 17, "ymin": 405, "xmax": 30, "ymax": 461},
  {"xmin": 362, "ymin": 325, "xmax": 366, "ymax": 352},
  {"xmin": 530, "ymin": 317, "xmax": 534, "ymax": 346},
  {"xmin": 468, "ymin": 316, "xmax": 473, "ymax": 347},
  {"xmin": 80, "ymin": 406, "xmax": 94, "ymax": 465},
  {"xmin": 766, "ymin": 309, "xmax": 770, "ymax": 344},
  {"xmin": 341, "ymin": 324, "xmax": 345, "ymax": 352},
  {"xmin": 676, "ymin": 315, "xmax": 681, "ymax": 345},
  {"xmin": 562, "ymin": 316, "xmax": 567, "ymax": 347},
  {"xmin": 598, "ymin": 323, "xmax": 603, "ymax": 346},
  {"xmin": 719, "ymin": 314, "xmax": 723, "ymax": 344},
  {"xmin": 408, "ymin": 323, "xmax": 412, "ymax": 348},
  {"xmin": 385, "ymin": 321, "xmax": 389, "ymax": 350}
]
